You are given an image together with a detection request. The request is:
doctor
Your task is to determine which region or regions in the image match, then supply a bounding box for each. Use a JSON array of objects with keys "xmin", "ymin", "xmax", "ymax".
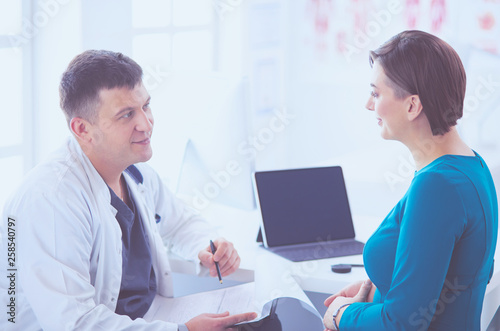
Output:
[{"xmin": 1, "ymin": 50, "xmax": 256, "ymax": 330}]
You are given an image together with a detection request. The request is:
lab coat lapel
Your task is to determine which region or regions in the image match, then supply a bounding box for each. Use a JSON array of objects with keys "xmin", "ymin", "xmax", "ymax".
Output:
[{"xmin": 67, "ymin": 136, "xmax": 124, "ymax": 308}]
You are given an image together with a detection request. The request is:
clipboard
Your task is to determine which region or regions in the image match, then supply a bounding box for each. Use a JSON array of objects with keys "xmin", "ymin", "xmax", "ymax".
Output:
[{"xmin": 235, "ymin": 297, "xmax": 324, "ymax": 331}]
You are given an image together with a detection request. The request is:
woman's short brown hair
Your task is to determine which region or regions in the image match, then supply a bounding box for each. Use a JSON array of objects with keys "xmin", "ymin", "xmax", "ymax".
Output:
[{"xmin": 369, "ymin": 30, "xmax": 466, "ymax": 135}]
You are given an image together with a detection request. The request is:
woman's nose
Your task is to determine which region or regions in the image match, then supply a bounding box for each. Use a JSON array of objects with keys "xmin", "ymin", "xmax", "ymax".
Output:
[{"xmin": 366, "ymin": 96, "xmax": 374, "ymax": 111}]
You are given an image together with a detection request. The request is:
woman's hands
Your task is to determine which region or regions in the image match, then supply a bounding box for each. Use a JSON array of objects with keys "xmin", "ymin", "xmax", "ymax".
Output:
[
  {"xmin": 323, "ymin": 279, "xmax": 374, "ymax": 330},
  {"xmin": 324, "ymin": 280, "xmax": 364, "ymax": 306}
]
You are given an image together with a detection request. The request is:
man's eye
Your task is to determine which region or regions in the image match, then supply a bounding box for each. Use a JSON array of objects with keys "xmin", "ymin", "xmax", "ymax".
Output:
[
  {"xmin": 123, "ymin": 111, "xmax": 133, "ymax": 118},
  {"xmin": 143, "ymin": 103, "xmax": 150, "ymax": 110},
  {"xmin": 370, "ymin": 91, "xmax": 378, "ymax": 98}
]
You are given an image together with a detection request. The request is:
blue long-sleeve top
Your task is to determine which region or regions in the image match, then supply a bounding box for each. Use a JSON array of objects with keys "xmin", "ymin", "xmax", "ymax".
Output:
[{"xmin": 340, "ymin": 152, "xmax": 498, "ymax": 331}]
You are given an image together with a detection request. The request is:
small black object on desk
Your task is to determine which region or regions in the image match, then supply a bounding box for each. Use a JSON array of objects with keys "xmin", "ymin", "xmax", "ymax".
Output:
[{"xmin": 331, "ymin": 264, "xmax": 364, "ymax": 273}]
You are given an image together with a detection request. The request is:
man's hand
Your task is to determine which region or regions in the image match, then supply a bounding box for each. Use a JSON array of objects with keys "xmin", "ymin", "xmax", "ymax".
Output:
[
  {"xmin": 185, "ymin": 311, "xmax": 257, "ymax": 331},
  {"xmin": 199, "ymin": 238, "xmax": 241, "ymax": 278},
  {"xmin": 323, "ymin": 279, "xmax": 372, "ymax": 330}
]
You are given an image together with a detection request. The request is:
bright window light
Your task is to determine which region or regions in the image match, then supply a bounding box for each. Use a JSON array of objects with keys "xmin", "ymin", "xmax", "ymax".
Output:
[
  {"xmin": 132, "ymin": 0, "xmax": 171, "ymax": 28},
  {"xmin": 133, "ymin": 33, "xmax": 171, "ymax": 69},
  {"xmin": 0, "ymin": 155, "xmax": 23, "ymax": 208},
  {"xmin": 173, "ymin": 0, "xmax": 212, "ymax": 27},
  {"xmin": 0, "ymin": 1, "xmax": 22, "ymax": 34},
  {"xmin": 0, "ymin": 48, "xmax": 23, "ymax": 147},
  {"xmin": 172, "ymin": 31, "xmax": 213, "ymax": 70}
]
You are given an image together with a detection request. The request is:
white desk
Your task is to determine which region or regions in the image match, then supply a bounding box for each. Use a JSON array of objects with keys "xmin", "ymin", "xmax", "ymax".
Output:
[{"xmin": 169, "ymin": 202, "xmax": 500, "ymax": 331}]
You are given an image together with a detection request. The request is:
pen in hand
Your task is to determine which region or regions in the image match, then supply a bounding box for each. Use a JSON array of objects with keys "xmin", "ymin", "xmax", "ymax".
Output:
[{"xmin": 210, "ymin": 240, "xmax": 223, "ymax": 284}]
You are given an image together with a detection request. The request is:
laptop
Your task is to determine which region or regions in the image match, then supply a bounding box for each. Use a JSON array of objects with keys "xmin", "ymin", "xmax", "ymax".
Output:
[{"xmin": 253, "ymin": 166, "xmax": 364, "ymax": 262}]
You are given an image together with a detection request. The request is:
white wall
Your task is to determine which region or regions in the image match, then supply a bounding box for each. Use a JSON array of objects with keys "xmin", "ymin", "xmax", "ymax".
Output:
[
  {"xmin": 5, "ymin": 0, "xmax": 500, "ymax": 218},
  {"xmin": 269, "ymin": 0, "xmax": 500, "ymax": 217},
  {"xmin": 32, "ymin": 0, "xmax": 83, "ymax": 162}
]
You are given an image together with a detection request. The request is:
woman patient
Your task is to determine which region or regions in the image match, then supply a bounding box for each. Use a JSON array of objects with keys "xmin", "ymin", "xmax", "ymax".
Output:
[{"xmin": 323, "ymin": 30, "xmax": 498, "ymax": 331}]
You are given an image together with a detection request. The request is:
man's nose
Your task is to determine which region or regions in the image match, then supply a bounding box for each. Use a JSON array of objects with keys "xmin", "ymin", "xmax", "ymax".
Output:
[{"xmin": 136, "ymin": 109, "xmax": 154, "ymax": 132}]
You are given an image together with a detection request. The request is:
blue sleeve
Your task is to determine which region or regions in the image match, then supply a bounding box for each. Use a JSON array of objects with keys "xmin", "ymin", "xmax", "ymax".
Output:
[
  {"xmin": 340, "ymin": 172, "xmax": 466, "ymax": 330},
  {"xmin": 488, "ymin": 260, "xmax": 494, "ymax": 284}
]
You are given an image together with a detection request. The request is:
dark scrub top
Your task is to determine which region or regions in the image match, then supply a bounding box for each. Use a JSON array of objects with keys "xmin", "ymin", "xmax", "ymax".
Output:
[{"xmin": 110, "ymin": 180, "xmax": 157, "ymax": 320}]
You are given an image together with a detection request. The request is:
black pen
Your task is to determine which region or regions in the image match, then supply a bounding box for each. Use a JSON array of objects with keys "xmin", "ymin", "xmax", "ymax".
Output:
[{"xmin": 210, "ymin": 240, "xmax": 223, "ymax": 284}]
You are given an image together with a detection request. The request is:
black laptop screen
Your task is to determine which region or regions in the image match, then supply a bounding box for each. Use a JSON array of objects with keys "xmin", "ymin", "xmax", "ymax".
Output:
[{"xmin": 254, "ymin": 166, "xmax": 356, "ymax": 247}]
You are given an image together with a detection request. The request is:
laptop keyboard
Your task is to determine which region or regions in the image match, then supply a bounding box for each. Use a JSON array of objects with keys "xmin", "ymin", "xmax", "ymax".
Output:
[{"xmin": 271, "ymin": 240, "xmax": 364, "ymax": 262}]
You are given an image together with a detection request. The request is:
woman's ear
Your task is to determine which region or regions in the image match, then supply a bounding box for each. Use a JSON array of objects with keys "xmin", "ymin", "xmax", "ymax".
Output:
[{"xmin": 407, "ymin": 95, "xmax": 423, "ymax": 121}]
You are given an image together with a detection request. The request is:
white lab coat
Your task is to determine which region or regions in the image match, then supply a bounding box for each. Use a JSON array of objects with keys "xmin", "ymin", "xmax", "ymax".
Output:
[{"xmin": 1, "ymin": 137, "xmax": 215, "ymax": 330}]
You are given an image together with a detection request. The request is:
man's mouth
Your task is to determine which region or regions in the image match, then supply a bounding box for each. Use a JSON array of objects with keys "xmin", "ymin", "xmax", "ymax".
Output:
[{"xmin": 133, "ymin": 138, "xmax": 150, "ymax": 145}]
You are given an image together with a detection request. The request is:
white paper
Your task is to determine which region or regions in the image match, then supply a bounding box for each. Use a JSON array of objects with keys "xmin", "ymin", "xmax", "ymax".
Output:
[
  {"xmin": 144, "ymin": 282, "xmax": 257, "ymax": 324},
  {"xmin": 254, "ymin": 250, "xmax": 318, "ymax": 314},
  {"xmin": 144, "ymin": 254, "xmax": 323, "ymax": 325}
]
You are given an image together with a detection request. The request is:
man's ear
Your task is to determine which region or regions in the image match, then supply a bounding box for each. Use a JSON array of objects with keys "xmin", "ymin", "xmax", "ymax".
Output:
[
  {"xmin": 407, "ymin": 95, "xmax": 423, "ymax": 121},
  {"xmin": 70, "ymin": 117, "xmax": 92, "ymax": 143}
]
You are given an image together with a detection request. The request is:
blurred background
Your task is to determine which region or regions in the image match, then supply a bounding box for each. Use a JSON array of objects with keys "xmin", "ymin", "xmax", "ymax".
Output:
[{"xmin": 1, "ymin": 0, "xmax": 500, "ymax": 217}]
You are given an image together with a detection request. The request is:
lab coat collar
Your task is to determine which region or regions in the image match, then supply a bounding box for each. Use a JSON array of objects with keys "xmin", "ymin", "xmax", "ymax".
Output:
[
  {"xmin": 67, "ymin": 137, "xmax": 150, "ymax": 218},
  {"xmin": 67, "ymin": 136, "xmax": 115, "ymax": 215},
  {"xmin": 125, "ymin": 165, "xmax": 144, "ymax": 184}
]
